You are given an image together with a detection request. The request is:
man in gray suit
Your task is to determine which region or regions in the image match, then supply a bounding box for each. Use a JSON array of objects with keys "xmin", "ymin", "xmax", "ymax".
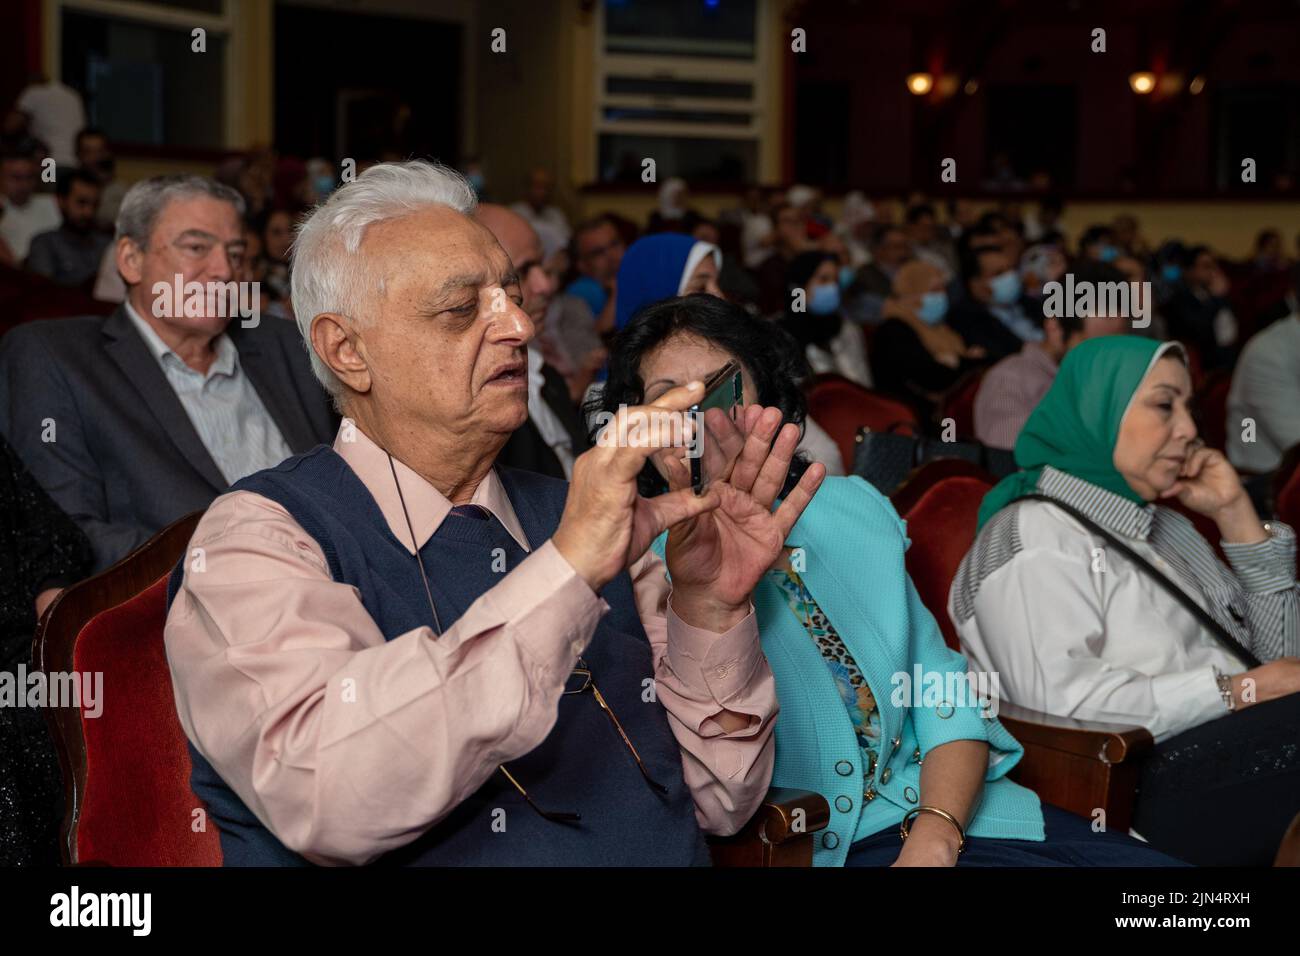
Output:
[{"xmin": 0, "ymin": 174, "xmax": 335, "ymax": 573}]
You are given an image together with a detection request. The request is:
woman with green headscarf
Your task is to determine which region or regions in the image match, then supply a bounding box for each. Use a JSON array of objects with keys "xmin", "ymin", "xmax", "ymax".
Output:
[{"xmin": 951, "ymin": 335, "xmax": 1300, "ymax": 865}]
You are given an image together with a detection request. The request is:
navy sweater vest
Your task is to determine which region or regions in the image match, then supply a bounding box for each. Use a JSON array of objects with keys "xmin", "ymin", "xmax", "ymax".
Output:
[{"xmin": 166, "ymin": 446, "xmax": 708, "ymax": 866}]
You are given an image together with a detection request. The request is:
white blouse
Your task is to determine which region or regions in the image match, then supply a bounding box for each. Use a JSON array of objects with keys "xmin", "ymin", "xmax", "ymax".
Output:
[{"xmin": 949, "ymin": 466, "xmax": 1298, "ymax": 742}]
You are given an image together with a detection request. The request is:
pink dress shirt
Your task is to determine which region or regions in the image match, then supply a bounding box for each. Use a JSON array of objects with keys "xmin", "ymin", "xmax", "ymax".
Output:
[{"xmin": 164, "ymin": 425, "xmax": 777, "ymax": 865}]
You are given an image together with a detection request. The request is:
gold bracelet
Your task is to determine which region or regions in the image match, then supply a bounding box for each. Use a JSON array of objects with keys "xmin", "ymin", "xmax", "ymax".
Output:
[{"xmin": 900, "ymin": 805, "xmax": 966, "ymax": 854}]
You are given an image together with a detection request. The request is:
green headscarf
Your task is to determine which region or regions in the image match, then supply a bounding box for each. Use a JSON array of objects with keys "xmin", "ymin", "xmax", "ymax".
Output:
[{"xmin": 976, "ymin": 335, "xmax": 1181, "ymax": 529}]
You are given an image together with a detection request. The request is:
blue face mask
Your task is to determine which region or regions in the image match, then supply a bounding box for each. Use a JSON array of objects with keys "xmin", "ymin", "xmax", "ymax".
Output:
[
  {"xmin": 467, "ymin": 171, "xmax": 486, "ymax": 195},
  {"xmin": 918, "ymin": 291, "xmax": 948, "ymax": 325},
  {"xmin": 313, "ymin": 175, "xmax": 334, "ymax": 197},
  {"xmin": 839, "ymin": 265, "xmax": 856, "ymax": 289},
  {"xmin": 808, "ymin": 282, "xmax": 841, "ymax": 315},
  {"xmin": 1161, "ymin": 263, "xmax": 1182, "ymax": 283},
  {"xmin": 1098, "ymin": 244, "xmax": 1120, "ymax": 263},
  {"xmin": 989, "ymin": 269, "xmax": 1021, "ymax": 305}
]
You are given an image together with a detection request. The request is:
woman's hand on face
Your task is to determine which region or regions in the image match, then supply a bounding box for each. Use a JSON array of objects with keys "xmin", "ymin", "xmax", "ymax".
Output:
[{"xmin": 1158, "ymin": 443, "xmax": 1247, "ymax": 516}]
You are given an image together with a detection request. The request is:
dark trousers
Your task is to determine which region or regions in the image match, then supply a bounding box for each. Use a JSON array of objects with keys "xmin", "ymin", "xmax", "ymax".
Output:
[
  {"xmin": 844, "ymin": 803, "xmax": 1186, "ymax": 867},
  {"xmin": 1133, "ymin": 690, "xmax": 1300, "ymax": 866}
]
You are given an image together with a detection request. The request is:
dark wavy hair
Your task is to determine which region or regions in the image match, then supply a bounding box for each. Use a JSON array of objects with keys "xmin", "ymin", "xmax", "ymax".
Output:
[{"xmin": 588, "ymin": 293, "xmax": 814, "ymax": 499}]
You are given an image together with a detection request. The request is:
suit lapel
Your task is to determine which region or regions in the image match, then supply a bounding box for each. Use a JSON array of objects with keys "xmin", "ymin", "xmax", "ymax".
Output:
[
  {"xmin": 101, "ymin": 307, "xmax": 227, "ymax": 491},
  {"xmin": 229, "ymin": 325, "xmax": 314, "ymax": 452}
]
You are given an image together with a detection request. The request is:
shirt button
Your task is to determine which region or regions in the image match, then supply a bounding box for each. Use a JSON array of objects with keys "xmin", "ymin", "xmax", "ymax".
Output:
[
  {"xmin": 904, "ymin": 786, "xmax": 919, "ymax": 804},
  {"xmin": 834, "ymin": 760, "xmax": 854, "ymax": 777},
  {"xmin": 821, "ymin": 831, "xmax": 840, "ymax": 850},
  {"xmin": 834, "ymin": 795, "xmax": 853, "ymax": 813},
  {"xmin": 881, "ymin": 768, "xmax": 893, "ymax": 785},
  {"xmin": 891, "ymin": 736, "xmax": 901, "ymax": 752}
]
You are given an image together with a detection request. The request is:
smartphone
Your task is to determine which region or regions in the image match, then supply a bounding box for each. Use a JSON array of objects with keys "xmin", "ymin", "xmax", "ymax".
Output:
[{"xmin": 689, "ymin": 361, "xmax": 743, "ymax": 496}]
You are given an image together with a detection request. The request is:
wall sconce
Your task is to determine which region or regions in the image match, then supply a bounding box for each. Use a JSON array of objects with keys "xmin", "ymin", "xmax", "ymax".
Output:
[
  {"xmin": 1129, "ymin": 72, "xmax": 1156, "ymax": 94},
  {"xmin": 906, "ymin": 72, "xmax": 934, "ymax": 96}
]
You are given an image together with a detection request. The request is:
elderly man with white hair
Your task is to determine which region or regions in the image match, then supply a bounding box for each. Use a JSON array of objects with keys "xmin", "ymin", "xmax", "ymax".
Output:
[{"xmin": 163, "ymin": 161, "xmax": 825, "ymax": 867}]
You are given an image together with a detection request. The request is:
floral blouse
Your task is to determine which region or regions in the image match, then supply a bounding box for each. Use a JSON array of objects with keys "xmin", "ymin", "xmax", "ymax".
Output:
[{"xmin": 770, "ymin": 568, "xmax": 883, "ymax": 791}]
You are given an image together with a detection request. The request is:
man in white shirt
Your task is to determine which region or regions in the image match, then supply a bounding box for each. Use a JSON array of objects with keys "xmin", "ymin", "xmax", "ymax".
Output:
[
  {"xmin": 1, "ymin": 147, "xmax": 61, "ymax": 261},
  {"xmin": 15, "ymin": 77, "xmax": 86, "ymax": 169},
  {"xmin": 1226, "ymin": 296, "xmax": 1300, "ymax": 476},
  {"xmin": 509, "ymin": 166, "xmax": 570, "ymax": 245}
]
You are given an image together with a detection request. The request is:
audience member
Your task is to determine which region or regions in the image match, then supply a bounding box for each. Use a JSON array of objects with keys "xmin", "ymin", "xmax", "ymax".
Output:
[
  {"xmin": 949, "ymin": 243, "xmax": 1043, "ymax": 361},
  {"xmin": 754, "ymin": 201, "xmax": 812, "ymax": 315},
  {"xmin": 510, "ymin": 166, "xmax": 571, "ymax": 243},
  {"xmin": 870, "ymin": 260, "xmax": 980, "ymax": 419},
  {"xmin": 1226, "ymin": 278, "xmax": 1300, "ymax": 476},
  {"xmin": 0, "ymin": 144, "xmax": 60, "ymax": 262},
  {"xmin": 598, "ymin": 295, "xmax": 1180, "ymax": 868},
  {"xmin": 844, "ymin": 223, "xmax": 912, "ymax": 324},
  {"xmin": 75, "ymin": 127, "xmax": 126, "ymax": 229},
  {"xmin": 0, "ymin": 174, "xmax": 335, "ymax": 572},
  {"xmin": 780, "ymin": 251, "xmax": 871, "ymax": 388},
  {"xmin": 476, "ymin": 203, "xmax": 590, "ymax": 480},
  {"xmin": 14, "ymin": 74, "xmax": 85, "ymax": 169},
  {"xmin": 904, "ymin": 202, "xmax": 956, "ymax": 275},
  {"xmin": 1164, "ymin": 245, "xmax": 1238, "ymax": 369},
  {"xmin": 975, "ymin": 262, "xmax": 1129, "ymax": 450},
  {"xmin": 162, "ymin": 159, "xmax": 811, "ymax": 866},
  {"xmin": 647, "ymin": 177, "xmax": 699, "ymax": 234},
  {"xmin": 567, "ymin": 215, "xmax": 625, "ymax": 334},
  {"xmin": 24, "ymin": 167, "xmax": 109, "ymax": 288},
  {"xmin": 953, "ymin": 336, "xmax": 1300, "ymax": 865}
]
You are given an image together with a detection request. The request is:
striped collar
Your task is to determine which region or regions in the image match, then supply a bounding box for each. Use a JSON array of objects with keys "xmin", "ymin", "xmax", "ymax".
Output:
[{"xmin": 1035, "ymin": 465, "xmax": 1156, "ymax": 540}]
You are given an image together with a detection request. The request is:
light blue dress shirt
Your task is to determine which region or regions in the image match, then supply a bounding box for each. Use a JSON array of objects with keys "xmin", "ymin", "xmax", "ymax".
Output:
[{"xmin": 123, "ymin": 303, "xmax": 293, "ymax": 484}]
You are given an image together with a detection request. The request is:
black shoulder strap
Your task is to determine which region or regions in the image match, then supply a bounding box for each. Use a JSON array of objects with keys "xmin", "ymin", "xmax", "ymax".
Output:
[{"xmin": 1020, "ymin": 493, "xmax": 1261, "ymax": 669}]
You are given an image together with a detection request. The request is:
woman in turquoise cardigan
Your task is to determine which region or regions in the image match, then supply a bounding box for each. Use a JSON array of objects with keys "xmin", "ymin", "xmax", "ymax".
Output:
[{"xmin": 593, "ymin": 293, "xmax": 1183, "ymax": 866}]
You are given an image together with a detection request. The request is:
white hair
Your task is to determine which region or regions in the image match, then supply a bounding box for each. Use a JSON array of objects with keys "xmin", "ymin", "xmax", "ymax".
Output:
[{"xmin": 290, "ymin": 160, "xmax": 478, "ymax": 397}]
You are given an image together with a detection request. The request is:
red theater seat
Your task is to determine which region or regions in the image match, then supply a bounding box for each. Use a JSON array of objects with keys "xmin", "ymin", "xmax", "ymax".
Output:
[
  {"xmin": 938, "ymin": 369, "xmax": 986, "ymax": 440},
  {"xmin": 35, "ymin": 512, "xmax": 219, "ymax": 866},
  {"xmin": 807, "ymin": 373, "xmax": 918, "ymax": 472}
]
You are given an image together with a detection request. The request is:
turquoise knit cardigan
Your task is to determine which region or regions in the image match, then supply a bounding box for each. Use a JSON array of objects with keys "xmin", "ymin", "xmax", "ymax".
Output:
[{"xmin": 653, "ymin": 475, "xmax": 1044, "ymax": 866}]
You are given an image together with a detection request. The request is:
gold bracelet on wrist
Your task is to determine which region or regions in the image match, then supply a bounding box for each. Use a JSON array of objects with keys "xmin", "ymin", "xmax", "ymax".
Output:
[{"xmin": 900, "ymin": 805, "xmax": 966, "ymax": 854}]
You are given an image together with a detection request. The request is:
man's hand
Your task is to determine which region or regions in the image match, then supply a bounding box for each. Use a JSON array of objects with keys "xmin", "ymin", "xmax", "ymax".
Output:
[
  {"xmin": 658, "ymin": 404, "xmax": 826, "ymax": 631},
  {"xmin": 553, "ymin": 381, "xmax": 719, "ymax": 593}
]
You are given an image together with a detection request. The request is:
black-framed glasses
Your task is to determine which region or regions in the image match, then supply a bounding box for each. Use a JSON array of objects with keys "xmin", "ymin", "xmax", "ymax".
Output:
[{"xmin": 497, "ymin": 656, "xmax": 668, "ymax": 823}]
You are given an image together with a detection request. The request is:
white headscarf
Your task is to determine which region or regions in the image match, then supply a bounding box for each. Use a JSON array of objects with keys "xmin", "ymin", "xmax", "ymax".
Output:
[{"xmin": 677, "ymin": 241, "xmax": 723, "ymax": 294}]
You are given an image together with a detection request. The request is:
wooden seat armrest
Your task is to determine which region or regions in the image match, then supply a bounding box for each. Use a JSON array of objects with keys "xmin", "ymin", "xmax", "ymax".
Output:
[
  {"xmin": 709, "ymin": 788, "xmax": 830, "ymax": 867},
  {"xmin": 997, "ymin": 700, "xmax": 1154, "ymax": 764}
]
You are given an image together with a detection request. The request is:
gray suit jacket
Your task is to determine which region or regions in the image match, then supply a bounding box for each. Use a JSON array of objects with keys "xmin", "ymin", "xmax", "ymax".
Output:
[{"xmin": 0, "ymin": 307, "xmax": 337, "ymax": 572}]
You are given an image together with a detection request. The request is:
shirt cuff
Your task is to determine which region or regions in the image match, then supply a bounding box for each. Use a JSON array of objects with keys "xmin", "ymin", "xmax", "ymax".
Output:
[
  {"xmin": 663, "ymin": 598, "xmax": 761, "ymax": 704},
  {"xmin": 1149, "ymin": 665, "xmax": 1228, "ymax": 743},
  {"xmin": 1222, "ymin": 521, "xmax": 1297, "ymax": 593},
  {"xmin": 508, "ymin": 540, "xmax": 607, "ymax": 683}
]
